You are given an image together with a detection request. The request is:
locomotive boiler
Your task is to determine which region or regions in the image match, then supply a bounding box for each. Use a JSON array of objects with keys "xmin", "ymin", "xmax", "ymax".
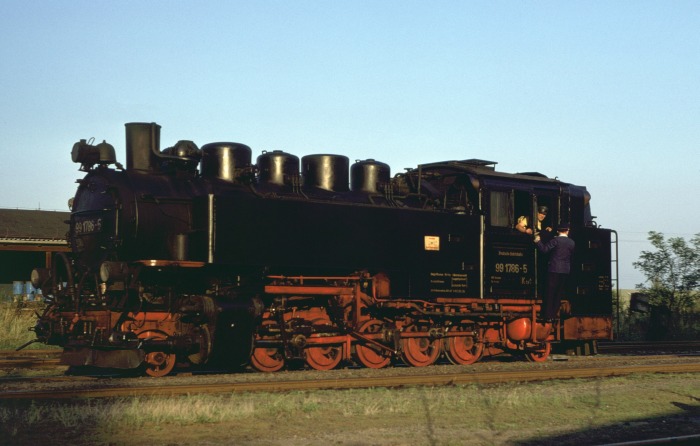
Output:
[{"xmin": 28, "ymin": 122, "xmax": 616, "ymax": 376}]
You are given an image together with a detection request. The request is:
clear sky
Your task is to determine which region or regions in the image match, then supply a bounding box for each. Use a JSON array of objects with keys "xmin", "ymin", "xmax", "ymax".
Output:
[{"xmin": 1, "ymin": 1, "xmax": 698, "ymax": 289}]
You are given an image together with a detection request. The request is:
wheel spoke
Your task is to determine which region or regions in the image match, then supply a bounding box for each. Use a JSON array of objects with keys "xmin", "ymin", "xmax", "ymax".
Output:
[
  {"xmin": 444, "ymin": 334, "xmax": 483, "ymax": 365},
  {"xmin": 305, "ymin": 344, "xmax": 342, "ymax": 370},
  {"xmin": 138, "ymin": 330, "xmax": 176, "ymax": 377},
  {"xmin": 401, "ymin": 326, "xmax": 440, "ymax": 367},
  {"xmin": 525, "ymin": 342, "xmax": 551, "ymax": 362},
  {"xmin": 145, "ymin": 351, "xmax": 175, "ymax": 377},
  {"xmin": 251, "ymin": 347, "xmax": 285, "ymax": 372},
  {"xmin": 354, "ymin": 319, "xmax": 391, "ymax": 369},
  {"xmin": 251, "ymin": 320, "xmax": 285, "ymax": 372}
]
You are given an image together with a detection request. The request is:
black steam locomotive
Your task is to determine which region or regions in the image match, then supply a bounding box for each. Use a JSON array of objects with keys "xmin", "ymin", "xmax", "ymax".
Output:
[{"xmin": 29, "ymin": 122, "xmax": 615, "ymax": 376}]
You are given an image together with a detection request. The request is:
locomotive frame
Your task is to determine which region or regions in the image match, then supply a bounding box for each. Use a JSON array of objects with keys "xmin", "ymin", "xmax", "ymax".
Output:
[{"xmin": 28, "ymin": 122, "xmax": 617, "ymax": 376}]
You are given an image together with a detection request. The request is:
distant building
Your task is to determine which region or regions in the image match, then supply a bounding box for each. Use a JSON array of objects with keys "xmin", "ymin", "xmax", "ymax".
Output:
[{"xmin": 0, "ymin": 209, "xmax": 70, "ymax": 287}]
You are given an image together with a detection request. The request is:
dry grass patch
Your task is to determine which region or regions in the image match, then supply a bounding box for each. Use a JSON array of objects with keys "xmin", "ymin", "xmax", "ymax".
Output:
[
  {"xmin": 0, "ymin": 303, "xmax": 42, "ymax": 349},
  {"xmin": 1, "ymin": 374, "xmax": 698, "ymax": 445}
]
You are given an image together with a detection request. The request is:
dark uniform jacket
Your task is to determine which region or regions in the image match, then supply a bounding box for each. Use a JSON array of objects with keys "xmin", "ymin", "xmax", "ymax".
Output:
[{"xmin": 536, "ymin": 235, "xmax": 576, "ymax": 274}]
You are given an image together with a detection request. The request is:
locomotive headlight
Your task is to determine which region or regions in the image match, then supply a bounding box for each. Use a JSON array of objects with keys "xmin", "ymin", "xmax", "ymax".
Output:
[
  {"xmin": 99, "ymin": 261, "xmax": 128, "ymax": 283},
  {"xmin": 30, "ymin": 268, "xmax": 51, "ymax": 289}
]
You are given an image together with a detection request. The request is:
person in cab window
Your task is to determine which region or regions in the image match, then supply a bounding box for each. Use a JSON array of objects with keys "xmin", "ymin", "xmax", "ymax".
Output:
[{"xmin": 516, "ymin": 206, "xmax": 552, "ymax": 235}]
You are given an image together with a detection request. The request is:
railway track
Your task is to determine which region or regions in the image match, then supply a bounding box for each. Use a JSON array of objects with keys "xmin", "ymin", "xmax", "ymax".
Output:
[
  {"xmin": 0, "ymin": 349, "xmax": 61, "ymax": 358},
  {"xmin": 0, "ymin": 341, "xmax": 698, "ymax": 374},
  {"xmin": 2, "ymin": 341, "xmax": 698, "ymax": 361},
  {"xmin": 0, "ymin": 349, "xmax": 62, "ymax": 370},
  {"xmin": 0, "ymin": 358, "xmax": 61, "ymax": 369},
  {"xmin": 1, "ymin": 360, "xmax": 699, "ymax": 400}
]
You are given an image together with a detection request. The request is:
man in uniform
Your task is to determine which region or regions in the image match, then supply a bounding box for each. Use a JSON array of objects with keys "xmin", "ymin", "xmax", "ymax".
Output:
[{"xmin": 534, "ymin": 225, "xmax": 575, "ymax": 321}]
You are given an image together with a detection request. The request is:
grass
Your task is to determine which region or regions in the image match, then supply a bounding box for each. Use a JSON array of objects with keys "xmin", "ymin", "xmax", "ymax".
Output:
[
  {"xmin": 0, "ymin": 302, "xmax": 45, "ymax": 350},
  {"xmin": 1, "ymin": 374, "xmax": 698, "ymax": 445}
]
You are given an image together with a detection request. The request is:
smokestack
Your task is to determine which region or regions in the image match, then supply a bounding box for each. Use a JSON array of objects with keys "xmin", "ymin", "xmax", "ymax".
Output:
[{"xmin": 125, "ymin": 122, "xmax": 161, "ymax": 171}]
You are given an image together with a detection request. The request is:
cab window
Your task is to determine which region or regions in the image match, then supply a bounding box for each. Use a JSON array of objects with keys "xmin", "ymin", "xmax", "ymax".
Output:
[
  {"xmin": 514, "ymin": 190, "xmax": 531, "ymax": 230},
  {"xmin": 489, "ymin": 190, "xmax": 511, "ymax": 227}
]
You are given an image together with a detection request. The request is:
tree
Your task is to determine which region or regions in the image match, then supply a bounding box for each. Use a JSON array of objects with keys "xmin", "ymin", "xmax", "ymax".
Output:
[{"xmin": 633, "ymin": 231, "xmax": 700, "ymax": 339}]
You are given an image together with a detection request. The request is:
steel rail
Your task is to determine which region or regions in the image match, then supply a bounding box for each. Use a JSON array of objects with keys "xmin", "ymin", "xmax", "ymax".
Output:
[
  {"xmin": 1, "ymin": 362, "xmax": 698, "ymax": 400},
  {"xmin": 0, "ymin": 349, "xmax": 62, "ymax": 358},
  {"xmin": 0, "ymin": 358, "xmax": 61, "ymax": 369},
  {"xmin": 597, "ymin": 341, "xmax": 700, "ymax": 354}
]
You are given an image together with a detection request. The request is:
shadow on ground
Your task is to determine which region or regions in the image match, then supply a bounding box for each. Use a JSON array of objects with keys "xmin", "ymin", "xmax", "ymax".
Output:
[{"xmin": 515, "ymin": 406, "xmax": 700, "ymax": 445}]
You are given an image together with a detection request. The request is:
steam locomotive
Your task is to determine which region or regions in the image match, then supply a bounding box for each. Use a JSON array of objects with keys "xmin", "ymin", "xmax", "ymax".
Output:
[{"xmin": 28, "ymin": 122, "xmax": 615, "ymax": 376}]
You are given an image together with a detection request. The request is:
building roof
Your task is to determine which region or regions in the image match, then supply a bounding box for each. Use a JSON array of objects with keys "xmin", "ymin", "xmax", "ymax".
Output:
[{"xmin": 0, "ymin": 209, "xmax": 70, "ymax": 243}]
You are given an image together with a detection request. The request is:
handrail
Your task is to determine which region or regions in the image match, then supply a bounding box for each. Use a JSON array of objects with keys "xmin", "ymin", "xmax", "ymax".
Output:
[{"xmin": 610, "ymin": 229, "xmax": 620, "ymax": 338}]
